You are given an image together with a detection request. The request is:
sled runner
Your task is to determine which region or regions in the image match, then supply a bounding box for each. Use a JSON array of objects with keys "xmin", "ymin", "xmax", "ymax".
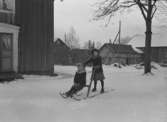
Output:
[
  {"xmin": 60, "ymin": 88, "xmax": 114, "ymax": 101},
  {"xmin": 59, "ymin": 92, "xmax": 82, "ymax": 101}
]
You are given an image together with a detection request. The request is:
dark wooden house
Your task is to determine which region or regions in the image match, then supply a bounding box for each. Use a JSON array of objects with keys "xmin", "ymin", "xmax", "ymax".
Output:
[
  {"xmin": 15, "ymin": 0, "xmax": 54, "ymax": 75},
  {"xmin": 138, "ymin": 46, "xmax": 167, "ymax": 64},
  {"xmin": 69, "ymin": 49, "xmax": 91, "ymax": 65},
  {"xmin": 53, "ymin": 38, "xmax": 70, "ymax": 65},
  {"xmin": 100, "ymin": 43, "xmax": 142, "ymax": 65}
]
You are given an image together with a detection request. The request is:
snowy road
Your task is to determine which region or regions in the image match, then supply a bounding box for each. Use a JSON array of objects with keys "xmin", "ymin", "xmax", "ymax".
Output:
[{"xmin": 0, "ymin": 65, "xmax": 166, "ymax": 122}]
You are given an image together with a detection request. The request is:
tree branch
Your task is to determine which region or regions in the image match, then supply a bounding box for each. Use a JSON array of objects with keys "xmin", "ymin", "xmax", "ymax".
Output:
[
  {"xmin": 137, "ymin": 1, "xmax": 147, "ymax": 20},
  {"xmin": 120, "ymin": 3, "xmax": 136, "ymax": 8},
  {"xmin": 94, "ymin": 0, "xmax": 121, "ymax": 19},
  {"xmin": 94, "ymin": 0, "xmax": 138, "ymax": 21},
  {"xmin": 141, "ymin": 4, "xmax": 148, "ymax": 12},
  {"xmin": 120, "ymin": 1, "xmax": 136, "ymax": 8},
  {"xmin": 152, "ymin": 0, "xmax": 157, "ymax": 7},
  {"xmin": 151, "ymin": 6, "xmax": 157, "ymax": 18}
]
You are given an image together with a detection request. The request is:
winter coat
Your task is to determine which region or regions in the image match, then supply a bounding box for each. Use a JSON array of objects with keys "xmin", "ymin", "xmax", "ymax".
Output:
[
  {"xmin": 74, "ymin": 71, "xmax": 86, "ymax": 86},
  {"xmin": 84, "ymin": 56, "xmax": 103, "ymax": 73}
]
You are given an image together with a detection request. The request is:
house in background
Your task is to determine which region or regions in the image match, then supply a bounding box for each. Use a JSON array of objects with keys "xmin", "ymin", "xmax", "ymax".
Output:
[
  {"xmin": 137, "ymin": 46, "xmax": 167, "ymax": 65},
  {"xmin": 0, "ymin": 0, "xmax": 20, "ymax": 81},
  {"xmin": 100, "ymin": 43, "xmax": 142, "ymax": 65},
  {"xmin": 53, "ymin": 38, "xmax": 70, "ymax": 65},
  {"xmin": 129, "ymin": 33, "xmax": 167, "ymax": 65},
  {"xmin": 69, "ymin": 49, "xmax": 91, "ymax": 65},
  {"xmin": 53, "ymin": 38, "xmax": 91, "ymax": 65}
]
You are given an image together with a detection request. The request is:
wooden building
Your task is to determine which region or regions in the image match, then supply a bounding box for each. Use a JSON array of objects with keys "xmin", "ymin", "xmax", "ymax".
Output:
[
  {"xmin": 0, "ymin": 0, "xmax": 21, "ymax": 81},
  {"xmin": 0, "ymin": 0, "xmax": 55, "ymax": 81},
  {"xmin": 138, "ymin": 46, "xmax": 167, "ymax": 64},
  {"xmin": 53, "ymin": 38, "xmax": 91, "ymax": 65},
  {"xmin": 53, "ymin": 38, "xmax": 71, "ymax": 65},
  {"xmin": 69, "ymin": 49, "xmax": 91, "ymax": 65},
  {"xmin": 15, "ymin": 0, "xmax": 54, "ymax": 74},
  {"xmin": 100, "ymin": 43, "xmax": 142, "ymax": 65}
]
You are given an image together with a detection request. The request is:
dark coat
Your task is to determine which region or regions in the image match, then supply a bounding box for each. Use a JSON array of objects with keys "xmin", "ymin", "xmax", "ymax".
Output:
[
  {"xmin": 84, "ymin": 56, "xmax": 103, "ymax": 73},
  {"xmin": 74, "ymin": 71, "xmax": 86, "ymax": 86},
  {"xmin": 84, "ymin": 56, "xmax": 105, "ymax": 81}
]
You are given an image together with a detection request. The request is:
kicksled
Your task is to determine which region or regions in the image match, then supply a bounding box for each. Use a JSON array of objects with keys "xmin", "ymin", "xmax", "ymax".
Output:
[
  {"xmin": 59, "ymin": 70, "xmax": 95, "ymax": 101},
  {"xmin": 59, "ymin": 88, "xmax": 114, "ymax": 101},
  {"xmin": 59, "ymin": 70, "xmax": 114, "ymax": 101}
]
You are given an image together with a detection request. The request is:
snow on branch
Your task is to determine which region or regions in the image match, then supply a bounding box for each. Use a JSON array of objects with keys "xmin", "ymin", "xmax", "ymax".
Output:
[{"xmin": 93, "ymin": 0, "xmax": 166, "ymax": 22}]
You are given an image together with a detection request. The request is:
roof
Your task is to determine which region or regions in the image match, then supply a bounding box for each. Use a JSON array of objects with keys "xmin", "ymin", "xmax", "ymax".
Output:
[
  {"xmin": 100, "ymin": 43, "xmax": 140, "ymax": 54},
  {"xmin": 132, "ymin": 46, "xmax": 143, "ymax": 54},
  {"xmin": 137, "ymin": 46, "xmax": 167, "ymax": 48},
  {"xmin": 54, "ymin": 38, "xmax": 70, "ymax": 49},
  {"xmin": 129, "ymin": 34, "xmax": 167, "ymax": 47}
]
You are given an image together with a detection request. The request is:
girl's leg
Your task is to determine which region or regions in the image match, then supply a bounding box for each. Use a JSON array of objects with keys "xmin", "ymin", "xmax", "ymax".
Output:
[
  {"xmin": 92, "ymin": 80, "xmax": 97, "ymax": 92},
  {"xmin": 100, "ymin": 80, "xmax": 104, "ymax": 93}
]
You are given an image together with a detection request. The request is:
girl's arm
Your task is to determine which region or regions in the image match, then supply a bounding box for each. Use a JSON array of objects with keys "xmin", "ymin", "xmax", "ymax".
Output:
[{"xmin": 83, "ymin": 57, "xmax": 92, "ymax": 66}]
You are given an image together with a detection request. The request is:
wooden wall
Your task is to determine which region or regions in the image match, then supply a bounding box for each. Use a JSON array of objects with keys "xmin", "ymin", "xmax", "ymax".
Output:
[
  {"xmin": 138, "ymin": 47, "xmax": 167, "ymax": 64},
  {"xmin": 15, "ymin": 0, "xmax": 54, "ymax": 74},
  {"xmin": 53, "ymin": 43, "xmax": 70, "ymax": 65},
  {"xmin": 100, "ymin": 48, "xmax": 142, "ymax": 65}
]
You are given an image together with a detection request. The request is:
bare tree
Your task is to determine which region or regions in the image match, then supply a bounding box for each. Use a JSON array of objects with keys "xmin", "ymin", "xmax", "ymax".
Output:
[
  {"xmin": 83, "ymin": 40, "xmax": 95, "ymax": 49},
  {"xmin": 64, "ymin": 26, "xmax": 80, "ymax": 49},
  {"xmin": 94, "ymin": 0, "xmax": 167, "ymax": 73}
]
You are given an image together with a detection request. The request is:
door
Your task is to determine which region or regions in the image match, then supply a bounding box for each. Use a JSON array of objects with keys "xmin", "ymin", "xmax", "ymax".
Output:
[{"xmin": 0, "ymin": 33, "xmax": 13, "ymax": 72}]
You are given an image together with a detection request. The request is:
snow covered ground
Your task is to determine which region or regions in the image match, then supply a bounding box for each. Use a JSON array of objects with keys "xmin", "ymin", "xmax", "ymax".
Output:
[{"xmin": 0, "ymin": 65, "xmax": 167, "ymax": 122}]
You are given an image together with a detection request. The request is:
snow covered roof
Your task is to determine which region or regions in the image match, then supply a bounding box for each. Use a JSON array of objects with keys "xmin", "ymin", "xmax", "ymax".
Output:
[
  {"xmin": 100, "ymin": 43, "xmax": 140, "ymax": 54},
  {"xmin": 129, "ymin": 34, "xmax": 167, "ymax": 47},
  {"xmin": 132, "ymin": 46, "xmax": 143, "ymax": 54}
]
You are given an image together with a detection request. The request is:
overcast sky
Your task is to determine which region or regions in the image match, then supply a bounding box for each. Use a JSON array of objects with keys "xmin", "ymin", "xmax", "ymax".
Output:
[{"xmin": 54, "ymin": 0, "xmax": 167, "ymax": 47}]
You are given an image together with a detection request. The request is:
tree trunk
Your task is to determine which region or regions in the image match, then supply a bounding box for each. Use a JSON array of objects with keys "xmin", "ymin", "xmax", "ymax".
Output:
[{"xmin": 144, "ymin": 19, "xmax": 152, "ymax": 73}]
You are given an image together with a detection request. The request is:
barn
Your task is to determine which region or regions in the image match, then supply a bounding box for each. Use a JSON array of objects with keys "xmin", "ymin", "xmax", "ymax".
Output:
[
  {"xmin": 69, "ymin": 49, "xmax": 91, "ymax": 65},
  {"xmin": 53, "ymin": 38, "xmax": 70, "ymax": 65},
  {"xmin": 138, "ymin": 46, "xmax": 167, "ymax": 65},
  {"xmin": 100, "ymin": 43, "xmax": 142, "ymax": 65},
  {"xmin": 15, "ymin": 0, "xmax": 54, "ymax": 75},
  {"xmin": 52, "ymin": 38, "xmax": 91, "ymax": 65}
]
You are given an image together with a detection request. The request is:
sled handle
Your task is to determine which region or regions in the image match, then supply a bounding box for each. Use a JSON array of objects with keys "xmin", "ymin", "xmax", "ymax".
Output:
[{"xmin": 86, "ymin": 70, "xmax": 95, "ymax": 97}]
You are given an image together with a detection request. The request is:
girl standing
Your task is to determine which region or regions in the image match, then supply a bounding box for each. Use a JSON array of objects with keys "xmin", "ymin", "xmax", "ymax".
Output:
[{"xmin": 84, "ymin": 49, "xmax": 105, "ymax": 93}]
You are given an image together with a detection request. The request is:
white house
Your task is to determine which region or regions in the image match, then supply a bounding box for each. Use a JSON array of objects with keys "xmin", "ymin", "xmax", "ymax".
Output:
[{"xmin": 0, "ymin": 0, "xmax": 20, "ymax": 81}]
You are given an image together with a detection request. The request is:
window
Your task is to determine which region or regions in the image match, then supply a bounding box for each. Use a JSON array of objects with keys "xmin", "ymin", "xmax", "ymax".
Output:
[
  {"xmin": 0, "ymin": 33, "xmax": 13, "ymax": 72},
  {"xmin": 0, "ymin": 0, "xmax": 15, "ymax": 24}
]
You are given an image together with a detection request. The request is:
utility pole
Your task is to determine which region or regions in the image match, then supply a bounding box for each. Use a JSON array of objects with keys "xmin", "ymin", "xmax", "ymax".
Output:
[
  {"xmin": 118, "ymin": 20, "xmax": 121, "ymax": 68},
  {"xmin": 118, "ymin": 20, "xmax": 121, "ymax": 45}
]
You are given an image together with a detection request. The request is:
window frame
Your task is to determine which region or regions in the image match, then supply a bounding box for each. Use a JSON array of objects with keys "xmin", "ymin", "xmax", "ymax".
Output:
[{"xmin": 0, "ymin": 33, "xmax": 13, "ymax": 72}]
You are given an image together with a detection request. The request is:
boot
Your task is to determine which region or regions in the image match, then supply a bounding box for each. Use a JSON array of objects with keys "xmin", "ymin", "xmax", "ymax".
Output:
[
  {"xmin": 92, "ymin": 81, "xmax": 97, "ymax": 92},
  {"xmin": 100, "ymin": 88, "xmax": 104, "ymax": 94},
  {"xmin": 92, "ymin": 87, "xmax": 97, "ymax": 92},
  {"xmin": 100, "ymin": 80, "xmax": 104, "ymax": 93}
]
